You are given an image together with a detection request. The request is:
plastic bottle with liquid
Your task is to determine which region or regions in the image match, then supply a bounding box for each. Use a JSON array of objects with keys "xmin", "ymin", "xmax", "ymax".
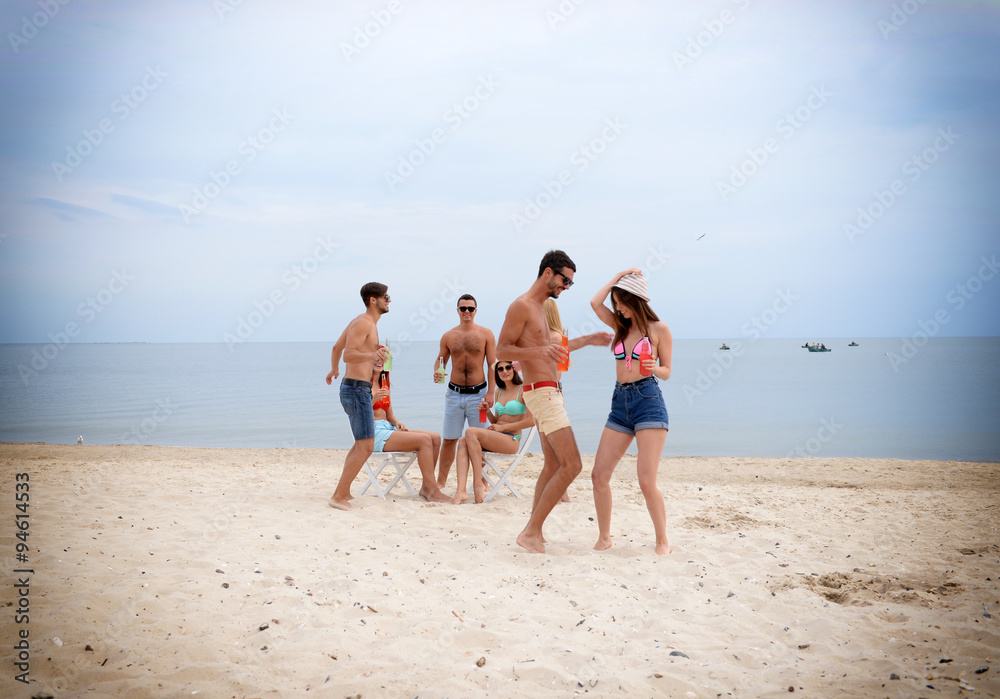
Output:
[
  {"xmin": 557, "ymin": 329, "xmax": 569, "ymax": 372},
  {"xmin": 639, "ymin": 338, "xmax": 653, "ymax": 377},
  {"xmin": 382, "ymin": 339, "xmax": 392, "ymax": 372}
]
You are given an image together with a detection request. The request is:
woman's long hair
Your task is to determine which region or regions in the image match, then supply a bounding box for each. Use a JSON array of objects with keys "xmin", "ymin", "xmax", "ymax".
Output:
[
  {"xmin": 610, "ymin": 287, "xmax": 659, "ymax": 352},
  {"xmin": 544, "ymin": 298, "xmax": 573, "ymax": 369},
  {"xmin": 543, "ymin": 298, "xmax": 562, "ymax": 334}
]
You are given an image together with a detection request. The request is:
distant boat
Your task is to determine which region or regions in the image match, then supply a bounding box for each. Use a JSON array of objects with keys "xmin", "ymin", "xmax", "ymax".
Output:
[
  {"xmin": 719, "ymin": 343, "xmax": 730, "ymax": 350},
  {"xmin": 848, "ymin": 342, "xmax": 859, "ymax": 347},
  {"xmin": 808, "ymin": 346, "xmax": 832, "ymax": 352}
]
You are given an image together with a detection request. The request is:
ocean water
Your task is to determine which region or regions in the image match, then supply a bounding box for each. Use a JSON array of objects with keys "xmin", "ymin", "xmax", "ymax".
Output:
[{"xmin": 1, "ymin": 339, "xmax": 997, "ymax": 462}]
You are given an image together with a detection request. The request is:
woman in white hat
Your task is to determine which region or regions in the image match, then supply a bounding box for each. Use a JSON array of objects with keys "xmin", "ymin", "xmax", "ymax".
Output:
[{"xmin": 589, "ymin": 268, "xmax": 673, "ymax": 554}]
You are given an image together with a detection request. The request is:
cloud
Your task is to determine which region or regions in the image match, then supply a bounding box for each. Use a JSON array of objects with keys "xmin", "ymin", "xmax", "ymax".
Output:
[{"xmin": 31, "ymin": 197, "xmax": 112, "ymax": 221}]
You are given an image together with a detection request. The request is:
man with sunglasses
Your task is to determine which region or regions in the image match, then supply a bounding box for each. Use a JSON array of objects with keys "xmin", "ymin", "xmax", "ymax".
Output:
[
  {"xmin": 497, "ymin": 250, "xmax": 581, "ymax": 553},
  {"xmin": 328, "ymin": 282, "xmax": 392, "ymax": 510},
  {"xmin": 434, "ymin": 294, "xmax": 498, "ymax": 488}
]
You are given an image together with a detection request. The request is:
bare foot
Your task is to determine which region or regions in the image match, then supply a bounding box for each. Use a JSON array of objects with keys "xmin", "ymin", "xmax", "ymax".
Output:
[
  {"xmin": 420, "ymin": 488, "xmax": 452, "ymax": 504},
  {"xmin": 594, "ymin": 536, "xmax": 613, "ymax": 551},
  {"xmin": 655, "ymin": 541, "xmax": 672, "ymax": 555},
  {"xmin": 560, "ymin": 492, "xmax": 571, "ymax": 503},
  {"xmin": 473, "ymin": 483, "xmax": 486, "ymax": 504},
  {"xmin": 516, "ymin": 529, "xmax": 545, "ymax": 554},
  {"xmin": 328, "ymin": 496, "xmax": 351, "ymax": 511},
  {"xmin": 452, "ymin": 490, "xmax": 469, "ymax": 505}
]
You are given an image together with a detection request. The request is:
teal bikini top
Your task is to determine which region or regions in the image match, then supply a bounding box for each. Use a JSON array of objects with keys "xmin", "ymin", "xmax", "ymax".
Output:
[{"xmin": 493, "ymin": 386, "xmax": 526, "ymax": 416}]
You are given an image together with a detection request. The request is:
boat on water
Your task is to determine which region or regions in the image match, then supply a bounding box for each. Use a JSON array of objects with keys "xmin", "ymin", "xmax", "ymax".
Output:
[
  {"xmin": 808, "ymin": 346, "xmax": 832, "ymax": 352},
  {"xmin": 849, "ymin": 342, "xmax": 859, "ymax": 347},
  {"xmin": 719, "ymin": 343, "xmax": 730, "ymax": 350}
]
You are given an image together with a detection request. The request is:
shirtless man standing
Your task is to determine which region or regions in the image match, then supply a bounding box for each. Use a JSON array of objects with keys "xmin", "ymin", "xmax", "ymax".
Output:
[
  {"xmin": 329, "ymin": 282, "xmax": 450, "ymax": 509},
  {"xmin": 434, "ymin": 294, "xmax": 497, "ymax": 488},
  {"xmin": 496, "ymin": 250, "xmax": 581, "ymax": 553}
]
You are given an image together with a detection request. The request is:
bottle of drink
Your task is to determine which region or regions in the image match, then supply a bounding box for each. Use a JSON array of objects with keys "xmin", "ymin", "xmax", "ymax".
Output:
[
  {"xmin": 639, "ymin": 338, "xmax": 653, "ymax": 377},
  {"xmin": 379, "ymin": 370, "xmax": 391, "ymax": 408},
  {"xmin": 382, "ymin": 339, "xmax": 392, "ymax": 372},
  {"xmin": 479, "ymin": 401, "xmax": 488, "ymax": 424},
  {"xmin": 557, "ymin": 329, "xmax": 569, "ymax": 372},
  {"xmin": 435, "ymin": 357, "xmax": 446, "ymax": 384}
]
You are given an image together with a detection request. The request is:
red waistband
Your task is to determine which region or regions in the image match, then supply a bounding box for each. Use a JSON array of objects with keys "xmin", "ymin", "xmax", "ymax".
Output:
[{"xmin": 523, "ymin": 381, "xmax": 559, "ymax": 392}]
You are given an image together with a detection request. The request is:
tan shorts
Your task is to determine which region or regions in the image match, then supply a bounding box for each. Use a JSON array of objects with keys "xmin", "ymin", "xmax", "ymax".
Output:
[{"xmin": 522, "ymin": 386, "xmax": 571, "ymax": 436}]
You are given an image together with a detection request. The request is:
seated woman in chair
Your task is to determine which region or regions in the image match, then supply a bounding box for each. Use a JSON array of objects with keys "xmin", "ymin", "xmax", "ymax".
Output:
[
  {"xmin": 371, "ymin": 359, "xmax": 450, "ymax": 503},
  {"xmin": 452, "ymin": 361, "xmax": 535, "ymax": 504}
]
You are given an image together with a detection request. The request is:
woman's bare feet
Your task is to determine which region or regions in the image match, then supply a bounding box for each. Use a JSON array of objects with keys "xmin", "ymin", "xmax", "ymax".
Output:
[
  {"xmin": 594, "ymin": 535, "xmax": 613, "ymax": 551},
  {"xmin": 452, "ymin": 490, "xmax": 469, "ymax": 505},
  {"xmin": 655, "ymin": 540, "xmax": 672, "ymax": 555}
]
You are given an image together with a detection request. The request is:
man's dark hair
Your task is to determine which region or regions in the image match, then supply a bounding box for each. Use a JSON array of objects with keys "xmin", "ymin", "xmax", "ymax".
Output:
[
  {"xmin": 457, "ymin": 294, "xmax": 477, "ymax": 307},
  {"xmin": 537, "ymin": 250, "xmax": 576, "ymax": 278},
  {"xmin": 360, "ymin": 282, "xmax": 388, "ymax": 307}
]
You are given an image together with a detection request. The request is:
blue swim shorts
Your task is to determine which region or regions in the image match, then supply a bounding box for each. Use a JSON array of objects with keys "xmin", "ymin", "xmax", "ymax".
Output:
[
  {"xmin": 373, "ymin": 419, "xmax": 396, "ymax": 453},
  {"xmin": 605, "ymin": 377, "xmax": 669, "ymax": 436},
  {"xmin": 340, "ymin": 378, "xmax": 375, "ymax": 441}
]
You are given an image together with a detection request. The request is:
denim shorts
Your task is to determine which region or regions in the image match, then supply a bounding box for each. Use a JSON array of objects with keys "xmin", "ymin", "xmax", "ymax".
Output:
[
  {"xmin": 340, "ymin": 378, "xmax": 375, "ymax": 441},
  {"xmin": 442, "ymin": 385, "xmax": 488, "ymax": 439},
  {"xmin": 605, "ymin": 377, "xmax": 669, "ymax": 436}
]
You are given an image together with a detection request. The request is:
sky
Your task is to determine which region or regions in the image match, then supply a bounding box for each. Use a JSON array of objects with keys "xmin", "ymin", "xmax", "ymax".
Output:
[{"xmin": 1, "ymin": 0, "xmax": 998, "ymax": 347}]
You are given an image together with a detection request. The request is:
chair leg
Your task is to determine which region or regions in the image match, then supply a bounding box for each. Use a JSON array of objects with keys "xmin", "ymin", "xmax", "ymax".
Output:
[
  {"xmin": 360, "ymin": 459, "xmax": 388, "ymax": 499},
  {"xmin": 385, "ymin": 454, "xmax": 417, "ymax": 496}
]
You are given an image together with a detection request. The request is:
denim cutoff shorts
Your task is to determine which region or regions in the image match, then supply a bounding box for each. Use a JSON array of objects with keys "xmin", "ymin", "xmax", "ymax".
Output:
[
  {"xmin": 442, "ymin": 385, "xmax": 488, "ymax": 439},
  {"xmin": 340, "ymin": 378, "xmax": 375, "ymax": 441},
  {"xmin": 605, "ymin": 376, "xmax": 669, "ymax": 436}
]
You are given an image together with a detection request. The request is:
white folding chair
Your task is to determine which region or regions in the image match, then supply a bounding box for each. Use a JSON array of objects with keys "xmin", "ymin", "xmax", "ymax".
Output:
[
  {"xmin": 474, "ymin": 426, "xmax": 538, "ymax": 502},
  {"xmin": 359, "ymin": 451, "xmax": 417, "ymax": 499}
]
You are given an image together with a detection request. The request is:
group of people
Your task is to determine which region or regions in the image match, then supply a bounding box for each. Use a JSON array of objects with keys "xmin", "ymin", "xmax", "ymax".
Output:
[{"xmin": 325, "ymin": 250, "xmax": 674, "ymax": 556}]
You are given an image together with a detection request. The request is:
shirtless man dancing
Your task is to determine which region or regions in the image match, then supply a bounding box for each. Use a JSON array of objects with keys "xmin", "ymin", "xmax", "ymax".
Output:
[
  {"xmin": 434, "ymin": 294, "xmax": 497, "ymax": 488},
  {"xmin": 329, "ymin": 282, "xmax": 450, "ymax": 509},
  {"xmin": 496, "ymin": 250, "xmax": 581, "ymax": 553}
]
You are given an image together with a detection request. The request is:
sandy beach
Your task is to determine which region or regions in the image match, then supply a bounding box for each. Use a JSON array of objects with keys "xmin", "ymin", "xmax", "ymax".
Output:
[{"xmin": 1, "ymin": 442, "xmax": 997, "ymax": 698}]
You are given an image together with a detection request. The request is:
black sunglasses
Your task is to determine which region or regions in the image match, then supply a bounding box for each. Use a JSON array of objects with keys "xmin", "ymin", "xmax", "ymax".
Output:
[
  {"xmin": 458, "ymin": 306, "xmax": 477, "ymax": 313},
  {"xmin": 553, "ymin": 271, "xmax": 574, "ymax": 287},
  {"xmin": 497, "ymin": 364, "xmax": 514, "ymax": 372}
]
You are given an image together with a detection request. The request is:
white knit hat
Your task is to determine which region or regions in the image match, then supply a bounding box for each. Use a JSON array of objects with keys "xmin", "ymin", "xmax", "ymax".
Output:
[{"xmin": 612, "ymin": 273, "xmax": 651, "ymax": 302}]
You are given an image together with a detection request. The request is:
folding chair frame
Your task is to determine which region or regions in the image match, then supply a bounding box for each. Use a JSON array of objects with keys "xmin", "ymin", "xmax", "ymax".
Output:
[
  {"xmin": 359, "ymin": 451, "xmax": 418, "ymax": 499},
  {"xmin": 471, "ymin": 426, "xmax": 538, "ymax": 502}
]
